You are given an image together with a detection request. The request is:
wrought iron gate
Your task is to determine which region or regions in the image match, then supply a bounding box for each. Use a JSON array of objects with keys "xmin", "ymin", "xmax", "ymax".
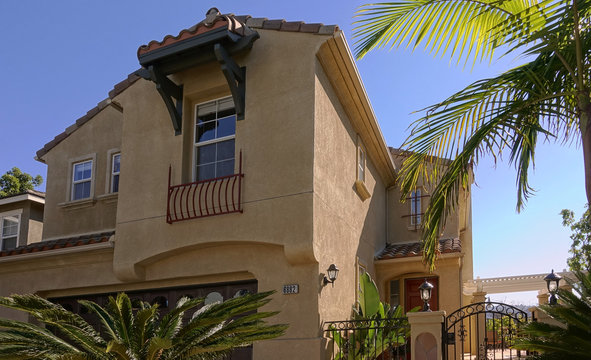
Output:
[{"xmin": 443, "ymin": 302, "xmax": 528, "ymax": 360}]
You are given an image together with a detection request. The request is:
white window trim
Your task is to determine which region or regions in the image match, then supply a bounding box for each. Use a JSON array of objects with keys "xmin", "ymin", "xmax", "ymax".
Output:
[
  {"xmin": 105, "ymin": 148, "xmax": 121, "ymax": 194},
  {"xmin": 111, "ymin": 153, "xmax": 121, "ymax": 193},
  {"xmin": 0, "ymin": 209, "xmax": 22, "ymax": 251},
  {"xmin": 410, "ymin": 188, "xmax": 424, "ymax": 227},
  {"xmin": 354, "ymin": 136, "xmax": 371, "ymax": 201},
  {"xmin": 193, "ymin": 96, "xmax": 237, "ymax": 182},
  {"xmin": 65, "ymin": 153, "xmax": 97, "ymax": 203}
]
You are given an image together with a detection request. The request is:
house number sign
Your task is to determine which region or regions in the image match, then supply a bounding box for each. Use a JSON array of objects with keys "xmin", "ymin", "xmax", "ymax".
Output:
[{"xmin": 282, "ymin": 284, "xmax": 299, "ymax": 294}]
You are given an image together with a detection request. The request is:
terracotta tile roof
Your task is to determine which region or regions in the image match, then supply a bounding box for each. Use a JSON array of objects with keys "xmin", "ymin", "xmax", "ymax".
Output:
[
  {"xmin": 375, "ymin": 238, "xmax": 461, "ymax": 260},
  {"xmin": 138, "ymin": 8, "xmax": 338, "ymax": 56},
  {"xmin": 35, "ymin": 73, "xmax": 140, "ymax": 161},
  {"xmin": 0, "ymin": 231, "xmax": 113, "ymax": 258}
]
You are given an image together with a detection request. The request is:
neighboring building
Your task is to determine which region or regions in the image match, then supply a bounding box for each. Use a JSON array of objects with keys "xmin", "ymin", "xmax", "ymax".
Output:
[
  {"xmin": 0, "ymin": 190, "xmax": 44, "ymax": 251},
  {"xmin": 0, "ymin": 9, "xmax": 473, "ymax": 360}
]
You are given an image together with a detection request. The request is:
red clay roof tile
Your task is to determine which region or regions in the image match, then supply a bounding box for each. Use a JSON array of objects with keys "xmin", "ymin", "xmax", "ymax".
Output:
[
  {"xmin": 375, "ymin": 238, "xmax": 461, "ymax": 260},
  {"xmin": 0, "ymin": 231, "xmax": 114, "ymax": 258}
]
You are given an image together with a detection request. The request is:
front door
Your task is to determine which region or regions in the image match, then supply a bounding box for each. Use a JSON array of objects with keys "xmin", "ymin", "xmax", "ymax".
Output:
[{"xmin": 404, "ymin": 277, "xmax": 438, "ymax": 312}]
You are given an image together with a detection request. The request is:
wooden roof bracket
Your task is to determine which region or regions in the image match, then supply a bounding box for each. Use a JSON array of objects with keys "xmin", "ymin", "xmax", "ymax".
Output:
[
  {"xmin": 214, "ymin": 43, "xmax": 246, "ymax": 120},
  {"xmin": 137, "ymin": 66, "xmax": 184, "ymax": 135}
]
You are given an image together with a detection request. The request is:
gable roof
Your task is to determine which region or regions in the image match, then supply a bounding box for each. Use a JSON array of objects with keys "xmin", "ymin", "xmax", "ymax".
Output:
[
  {"xmin": 375, "ymin": 238, "xmax": 461, "ymax": 260},
  {"xmin": 35, "ymin": 11, "xmax": 338, "ymax": 163},
  {"xmin": 35, "ymin": 73, "xmax": 141, "ymax": 162}
]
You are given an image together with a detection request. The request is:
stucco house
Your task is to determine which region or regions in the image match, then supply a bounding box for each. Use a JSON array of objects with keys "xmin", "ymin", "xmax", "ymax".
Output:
[{"xmin": 0, "ymin": 9, "xmax": 473, "ymax": 360}]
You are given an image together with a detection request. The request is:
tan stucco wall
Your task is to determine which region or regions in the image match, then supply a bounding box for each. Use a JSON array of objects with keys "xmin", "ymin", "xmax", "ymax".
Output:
[
  {"xmin": 313, "ymin": 61, "xmax": 387, "ymax": 324},
  {"xmin": 0, "ymin": 247, "xmax": 119, "ymax": 321},
  {"xmin": 27, "ymin": 201, "xmax": 44, "ymax": 244},
  {"xmin": 41, "ymin": 105, "xmax": 122, "ymax": 239}
]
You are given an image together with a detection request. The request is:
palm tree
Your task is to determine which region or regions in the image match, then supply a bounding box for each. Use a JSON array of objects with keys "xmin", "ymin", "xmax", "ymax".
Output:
[
  {"xmin": 513, "ymin": 270, "xmax": 591, "ymax": 359},
  {"xmin": 354, "ymin": 0, "xmax": 591, "ymax": 269},
  {"xmin": 0, "ymin": 291, "xmax": 287, "ymax": 359}
]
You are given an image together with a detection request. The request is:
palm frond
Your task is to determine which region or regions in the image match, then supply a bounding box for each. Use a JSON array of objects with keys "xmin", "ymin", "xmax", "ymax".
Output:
[{"xmin": 353, "ymin": 0, "xmax": 550, "ymax": 64}]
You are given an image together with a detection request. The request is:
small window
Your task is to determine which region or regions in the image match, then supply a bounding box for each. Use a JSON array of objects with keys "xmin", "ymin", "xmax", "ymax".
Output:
[
  {"xmin": 72, "ymin": 160, "xmax": 93, "ymax": 200},
  {"xmin": 410, "ymin": 189, "xmax": 422, "ymax": 226},
  {"xmin": 194, "ymin": 97, "xmax": 236, "ymax": 181},
  {"xmin": 357, "ymin": 145, "xmax": 366, "ymax": 182},
  {"xmin": 389, "ymin": 280, "xmax": 400, "ymax": 307},
  {"xmin": 1, "ymin": 214, "xmax": 19, "ymax": 251},
  {"xmin": 111, "ymin": 153, "xmax": 121, "ymax": 193}
]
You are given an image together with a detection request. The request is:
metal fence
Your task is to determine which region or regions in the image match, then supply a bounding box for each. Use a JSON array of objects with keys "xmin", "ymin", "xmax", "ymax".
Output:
[{"xmin": 325, "ymin": 318, "xmax": 410, "ymax": 360}]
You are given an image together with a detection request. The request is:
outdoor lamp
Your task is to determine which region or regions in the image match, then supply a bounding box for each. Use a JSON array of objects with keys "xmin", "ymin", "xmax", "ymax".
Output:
[
  {"xmin": 544, "ymin": 269, "xmax": 561, "ymax": 305},
  {"xmin": 419, "ymin": 279, "xmax": 434, "ymax": 312},
  {"xmin": 323, "ymin": 264, "xmax": 339, "ymax": 287}
]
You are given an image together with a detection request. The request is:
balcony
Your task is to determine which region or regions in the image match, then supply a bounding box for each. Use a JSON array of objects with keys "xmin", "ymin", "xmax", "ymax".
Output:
[{"xmin": 166, "ymin": 152, "xmax": 243, "ymax": 224}]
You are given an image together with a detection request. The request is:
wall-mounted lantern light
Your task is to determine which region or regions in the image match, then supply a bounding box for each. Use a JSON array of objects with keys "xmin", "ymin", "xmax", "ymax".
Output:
[
  {"xmin": 419, "ymin": 279, "xmax": 434, "ymax": 312},
  {"xmin": 323, "ymin": 264, "xmax": 339, "ymax": 287},
  {"xmin": 544, "ymin": 269, "xmax": 561, "ymax": 305}
]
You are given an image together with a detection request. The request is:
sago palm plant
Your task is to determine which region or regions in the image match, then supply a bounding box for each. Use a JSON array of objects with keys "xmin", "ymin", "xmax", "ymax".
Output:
[
  {"xmin": 0, "ymin": 290, "xmax": 287, "ymax": 359},
  {"xmin": 513, "ymin": 270, "xmax": 591, "ymax": 359},
  {"xmin": 355, "ymin": 0, "xmax": 591, "ymax": 269}
]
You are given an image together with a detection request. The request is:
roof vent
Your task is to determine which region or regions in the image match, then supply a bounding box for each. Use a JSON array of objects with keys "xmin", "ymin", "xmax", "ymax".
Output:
[{"xmin": 204, "ymin": 7, "xmax": 221, "ymax": 26}]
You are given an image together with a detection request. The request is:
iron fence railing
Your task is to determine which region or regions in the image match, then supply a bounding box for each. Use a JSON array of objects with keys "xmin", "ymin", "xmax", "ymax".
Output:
[
  {"xmin": 325, "ymin": 318, "xmax": 410, "ymax": 360},
  {"xmin": 166, "ymin": 152, "xmax": 243, "ymax": 223}
]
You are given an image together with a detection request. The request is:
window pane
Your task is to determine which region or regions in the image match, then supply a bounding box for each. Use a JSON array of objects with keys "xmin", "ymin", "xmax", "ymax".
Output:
[
  {"xmin": 74, "ymin": 161, "xmax": 92, "ymax": 181},
  {"xmin": 2, "ymin": 216, "xmax": 19, "ymax": 237},
  {"xmin": 197, "ymin": 143, "xmax": 216, "ymax": 164},
  {"xmin": 389, "ymin": 280, "xmax": 400, "ymax": 307},
  {"xmin": 1, "ymin": 237, "xmax": 16, "ymax": 251},
  {"xmin": 197, "ymin": 164, "xmax": 215, "ymax": 181},
  {"xmin": 197, "ymin": 121, "xmax": 216, "ymax": 143},
  {"xmin": 216, "ymin": 159, "xmax": 235, "ymax": 178},
  {"xmin": 216, "ymin": 139, "xmax": 235, "ymax": 161},
  {"xmin": 113, "ymin": 154, "xmax": 120, "ymax": 173},
  {"xmin": 74, "ymin": 181, "xmax": 91, "ymax": 200},
  {"xmin": 112, "ymin": 174, "xmax": 119, "ymax": 193},
  {"xmin": 217, "ymin": 115, "xmax": 236, "ymax": 138}
]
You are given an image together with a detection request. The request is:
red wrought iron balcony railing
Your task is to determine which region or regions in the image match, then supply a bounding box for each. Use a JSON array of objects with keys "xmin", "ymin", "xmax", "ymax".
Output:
[{"xmin": 166, "ymin": 152, "xmax": 244, "ymax": 224}]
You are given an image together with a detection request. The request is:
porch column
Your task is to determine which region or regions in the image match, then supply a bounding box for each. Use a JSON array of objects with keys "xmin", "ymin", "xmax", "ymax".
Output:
[
  {"xmin": 469, "ymin": 291, "xmax": 487, "ymax": 358},
  {"xmin": 408, "ymin": 311, "xmax": 445, "ymax": 360},
  {"xmin": 537, "ymin": 292, "xmax": 549, "ymax": 305}
]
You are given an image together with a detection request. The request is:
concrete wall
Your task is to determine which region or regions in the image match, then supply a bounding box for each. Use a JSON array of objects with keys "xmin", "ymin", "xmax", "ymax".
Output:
[{"xmin": 41, "ymin": 105, "xmax": 122, "ymax": 239}]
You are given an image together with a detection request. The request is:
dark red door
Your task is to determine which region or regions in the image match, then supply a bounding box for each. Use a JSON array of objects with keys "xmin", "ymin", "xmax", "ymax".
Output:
[{"xmin": 404, "ymin": 277, "xmax": 438, "ymax": 313}]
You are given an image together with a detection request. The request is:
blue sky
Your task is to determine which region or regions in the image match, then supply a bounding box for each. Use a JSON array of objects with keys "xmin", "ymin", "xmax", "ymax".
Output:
[{"xmin": 0, "ymin": 1, "xmax": 584, "ymax": 304}]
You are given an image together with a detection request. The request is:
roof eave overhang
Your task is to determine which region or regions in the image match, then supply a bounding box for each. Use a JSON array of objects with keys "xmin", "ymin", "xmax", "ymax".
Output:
[
  {"xmin": 138, "ymin": 27, "xmax": 259, "ymax": 75},
  {"xmin": 0, "ymin": 193, "xmax": 45, "ymax": 206},
  {"xmin": 316, "ymin": 31, "xmax": 397, "ymax": 186},
  {"xmin": 374, "ymin": 251, "xmax": 462, "ymax": 265}
]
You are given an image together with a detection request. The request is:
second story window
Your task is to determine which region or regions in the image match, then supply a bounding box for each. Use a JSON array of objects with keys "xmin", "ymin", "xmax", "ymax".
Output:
[
  {"xmin": 358, "ymin": 145, "xmax": 366, "ymax": 182},
  {"xmin": 410, "ymin": 189, "xmax": 422, "ymax": 226},
  {"xmin": 72, "ymin": 160, "xmax": 93, "ymax": 200},
  {"xmin": 194, "ymin": 97, "xmax": 236, "ymax": 181},
  {"xmin": 111, "ymin": 153, "xmax": 121, "ymax": 193},
  {"xmin": 1, "ymin": 213, "xmax": 19, "ymax": 251}
]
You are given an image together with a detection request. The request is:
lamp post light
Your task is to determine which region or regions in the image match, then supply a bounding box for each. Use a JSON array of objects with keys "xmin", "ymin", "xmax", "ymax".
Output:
[
  {"xmin": 419, "ymin": 279, "xmax": 434, "ymax": 312},
  {"xmin": 544, "ymin": 269, "xmax": 561, "ymax": 305},
  {"xmin": 323, "ymin": 264, "xmax": 339, "ymax": 287}
]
